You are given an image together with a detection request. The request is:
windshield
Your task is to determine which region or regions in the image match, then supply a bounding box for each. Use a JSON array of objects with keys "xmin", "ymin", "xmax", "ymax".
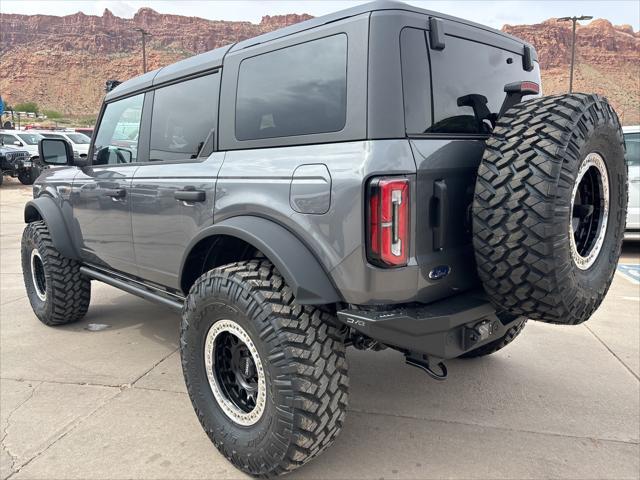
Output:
[
  {"xmin": 16, "ymin": 133, "xmax": 44, "ymax": 145},
  {"xmin": 66, "ymin": 133, "xmax": 91, "ymax": 144},
  {"xmin": 624, "ymin": 132, "xmax": 640, "ymax": 167}
]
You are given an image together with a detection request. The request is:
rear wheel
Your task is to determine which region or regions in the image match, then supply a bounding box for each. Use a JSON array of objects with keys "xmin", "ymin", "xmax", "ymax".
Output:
[
  {"xmin": 473, "ymin": 94, "xmax": 626, "ymax": 325},
  {"xmin": 181, "ymin": 259, "xmax": 349, "ymax": 477},
  {"xmin": 21, "ymin": 221, "xmax": 91, "ymax": 325}
]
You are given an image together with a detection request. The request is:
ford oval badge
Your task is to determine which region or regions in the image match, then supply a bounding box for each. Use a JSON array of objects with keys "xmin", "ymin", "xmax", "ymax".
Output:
[{"xmin": 429, "ymin": 265, "xmax": 451, "ymax": 280}]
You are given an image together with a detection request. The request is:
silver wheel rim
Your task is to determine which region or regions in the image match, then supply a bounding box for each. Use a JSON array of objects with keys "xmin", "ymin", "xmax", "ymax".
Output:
[
  {"xmin": 204, "ymin": 319, "xmax": 266, "ymax": 426},
  {"xmin": 30, "ymin": 249, "xmax": 47, "ymax": 301},
  {"xmin": 569, "ymin": 152, "xmax": 610, "ymax": 270}
]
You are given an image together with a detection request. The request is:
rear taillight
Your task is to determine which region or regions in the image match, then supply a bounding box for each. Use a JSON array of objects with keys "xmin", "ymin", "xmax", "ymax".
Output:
[{"xmin": 367, "ymin": 177, "xmax": 409, "ymax": 267}]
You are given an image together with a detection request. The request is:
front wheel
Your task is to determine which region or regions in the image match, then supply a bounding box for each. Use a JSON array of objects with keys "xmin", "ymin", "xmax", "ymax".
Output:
[
  {"xmin": 21, "ymin": 221, "xmax": 91, "ymax": 325},
  {"xmin": 18, "ymin": 169, "xmax": 36, "ymax": 185},
  {"xmin": 180, "ymin": 260, "xmax": 349, "ymax": 477}
]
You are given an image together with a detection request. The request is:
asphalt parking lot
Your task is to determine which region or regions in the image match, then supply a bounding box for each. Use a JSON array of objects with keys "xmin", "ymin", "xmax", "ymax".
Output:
[{"xmin": 1, "ymin": 176, "xmax": 638, "ymax": 480}]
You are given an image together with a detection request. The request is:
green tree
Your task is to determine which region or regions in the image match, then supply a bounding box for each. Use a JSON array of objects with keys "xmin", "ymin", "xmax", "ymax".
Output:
[{"xmin": 14, "ymin": 102, "xmax": 39, "ymax": 114}]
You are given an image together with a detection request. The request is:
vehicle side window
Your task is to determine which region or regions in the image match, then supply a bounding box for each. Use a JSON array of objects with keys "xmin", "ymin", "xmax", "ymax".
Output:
[
  {"xmin": 93, "ymin": 94, "xmax": 144, "ymax": 165},
  {"xmin": 235, "ymin": 34, "xmax": 347, "ymax": 141},
  {"xmin": 149, "ymin": 73, "xmax": 219, "ymax": 162},
  {"xmin": 624, "ymin": 133, "xmax": 640, "ymax": 167}
]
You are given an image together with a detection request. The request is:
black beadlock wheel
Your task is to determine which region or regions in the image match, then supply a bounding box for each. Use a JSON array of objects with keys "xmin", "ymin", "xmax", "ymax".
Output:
[
  {"xmin": 180, "ymin": 259, "xmax": 349, "ymax": 477},
  {"xmin": 473, "ymin": 94, "xmax": 627, "ymax": 325},
  {"xmin": 21, "ymin": 221, "xmax": 91, "ymax": 326}
]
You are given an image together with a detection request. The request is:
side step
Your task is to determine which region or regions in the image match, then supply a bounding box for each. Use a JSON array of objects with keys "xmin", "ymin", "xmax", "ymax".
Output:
[{"xmin": 79, "ymin": 266, "xmax": 184, "ymax": 312}]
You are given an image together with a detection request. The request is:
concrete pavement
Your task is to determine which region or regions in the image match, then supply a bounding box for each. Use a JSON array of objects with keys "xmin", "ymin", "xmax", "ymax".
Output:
[{"xmin": 1, "ymin": 176, "xmax": 638, "ymax": 479}]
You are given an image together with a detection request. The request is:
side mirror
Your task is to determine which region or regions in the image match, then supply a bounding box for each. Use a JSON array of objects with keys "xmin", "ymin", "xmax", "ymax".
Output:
[
  {"xmin": 39, "ymin": 138, "xmax": 74, "ymax": 166},
  {"xmin": 14, "ymin": 140, "xmax": 23, "ymax": 146}
]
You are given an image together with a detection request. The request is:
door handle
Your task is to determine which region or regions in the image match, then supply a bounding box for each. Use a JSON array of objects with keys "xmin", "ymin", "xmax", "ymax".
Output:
[
  {"xmin": 432, "ymin": 179, "xmax": 448, "ymax": 251},
  {"xmin": 174, "ymin": 187, "xmax": 206, "ymax": 202},
  {"xmin": 103, "ymin": 188, "xmax": 126, "ymax": 199}
]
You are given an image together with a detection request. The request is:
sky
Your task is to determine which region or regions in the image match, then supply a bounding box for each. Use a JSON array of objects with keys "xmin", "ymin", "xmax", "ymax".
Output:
[{"xmin": 1, "ymin": 0, "xmax": 639, "ymax": 30}]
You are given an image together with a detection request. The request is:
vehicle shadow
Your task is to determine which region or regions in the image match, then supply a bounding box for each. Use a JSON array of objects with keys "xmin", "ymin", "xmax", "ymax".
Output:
[{"xmin": 62, "ymin": 289, "xmax": 180, "ymax": 350}]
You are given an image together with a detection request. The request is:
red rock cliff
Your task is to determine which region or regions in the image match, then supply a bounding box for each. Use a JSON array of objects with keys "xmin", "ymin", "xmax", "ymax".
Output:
[{"xmin": 0, "ymin": 9, "xmax": 637, "ymax": 124}]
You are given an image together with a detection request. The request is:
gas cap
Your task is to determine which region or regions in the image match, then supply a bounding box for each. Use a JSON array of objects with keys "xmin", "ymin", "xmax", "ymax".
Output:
[{"xmin": 289, "ymin": 164, "xmax": 331, "ymax": 214}]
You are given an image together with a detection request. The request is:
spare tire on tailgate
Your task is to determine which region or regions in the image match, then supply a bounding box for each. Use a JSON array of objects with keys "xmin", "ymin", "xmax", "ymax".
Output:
[{"xmin": 473, "ymin": 94, "xmax": 627, "ymax": 325}]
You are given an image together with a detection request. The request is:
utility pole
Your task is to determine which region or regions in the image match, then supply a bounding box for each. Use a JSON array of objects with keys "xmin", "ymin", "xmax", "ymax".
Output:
[
  {"xmin": 135, "ymin": 28, "xmax": 151, "ymax": 73},
  {"xmin": 558, "ymin": 15, "xmax": 593, "ymax": 93}
]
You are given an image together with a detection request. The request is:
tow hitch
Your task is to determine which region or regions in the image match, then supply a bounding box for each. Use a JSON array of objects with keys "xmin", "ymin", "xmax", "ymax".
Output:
[{"xmin": 405, "ymin": 353, "xmax": 448, "ymax": 381}]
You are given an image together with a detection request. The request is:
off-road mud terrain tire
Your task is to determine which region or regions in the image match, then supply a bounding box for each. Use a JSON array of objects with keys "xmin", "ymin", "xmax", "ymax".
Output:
[
  {"xmin": 180, "ymin": 259, "xmax": 349, "ymax": 477},
  {"xmin": 461, "ymin": 319, "xmax": 527, "ymax": 358},
  {"xmin": 18, "ymin": 169, "xmax": 36, "ymax": 185},
  {"xmin": 473, "ymin": 94, "xmax": 626, "ymax": 325},
  {"xmin": 21, "ymin": 221, "xmax": 91, "ymax": 325}
]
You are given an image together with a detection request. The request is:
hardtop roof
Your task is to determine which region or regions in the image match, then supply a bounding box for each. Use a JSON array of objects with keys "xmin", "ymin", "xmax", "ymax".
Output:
[{"xmin": 106, "ymin": 0, "xmax": 535, "ymax": 101}]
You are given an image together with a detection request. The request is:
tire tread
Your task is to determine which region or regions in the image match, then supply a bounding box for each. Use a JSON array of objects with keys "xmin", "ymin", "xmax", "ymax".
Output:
[{"xmin": 181, "ymin": 259, "xmax": 348, "ymax": 477}]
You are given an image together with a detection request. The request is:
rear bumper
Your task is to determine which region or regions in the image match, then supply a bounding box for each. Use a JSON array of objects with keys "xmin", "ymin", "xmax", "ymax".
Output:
[{"xmin": 337, "ymin": 291, "xmax": 520, "ymax": 359}]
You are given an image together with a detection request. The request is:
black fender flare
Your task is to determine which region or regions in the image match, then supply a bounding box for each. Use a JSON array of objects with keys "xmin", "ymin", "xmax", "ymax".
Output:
[
  {"xmin": 179, "ymin": 216, "xmax": 341, "ymax": 305},
  {"xmin": 24, "ymin": 196, "xmax": 79, "ymax": 259}
]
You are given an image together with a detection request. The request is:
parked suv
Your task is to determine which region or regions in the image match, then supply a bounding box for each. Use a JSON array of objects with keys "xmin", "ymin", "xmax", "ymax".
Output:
[
  {"xmin": 0, "ymin": 130, "xmax": 42, "ymax": 184},
  {"xmin": 623, "ymin": 125, "xmax": 639, "ymax": 240},
  {"xmin": 0, "ymin": 145, "xmax": 32, "ymax": 186},
  {"xmin": 36, "ymin": 130, "xmax": 91, "ymax": 158},
  {"xmin": 23, "ymin": 1, "xmax": 627, "ymax": 476}
]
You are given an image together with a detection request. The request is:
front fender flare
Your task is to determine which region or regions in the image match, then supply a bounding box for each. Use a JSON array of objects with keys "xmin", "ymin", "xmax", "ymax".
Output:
[
  {"xmin": 180, "ymin": 216, "xmax": 341, "ymax": 305},
  {"xmin": 24, "ymin": 196, "xmax": 79, "ymax": 259}
]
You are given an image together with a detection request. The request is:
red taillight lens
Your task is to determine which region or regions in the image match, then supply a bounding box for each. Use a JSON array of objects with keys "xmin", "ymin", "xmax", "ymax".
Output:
[{"xmin": 367, "ymin": 177, "xmax": 409, "ymax": 267}]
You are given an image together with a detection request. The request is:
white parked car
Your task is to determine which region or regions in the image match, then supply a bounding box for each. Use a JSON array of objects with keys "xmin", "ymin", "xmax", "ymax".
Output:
[
  {"xmin": 623, "ymin": 125, "xmax": 640, "ymax": 240},
  {"xmin": 37, "ymin": 131, "xmax": 91, "ymax": 158},
  {"xmin": 0, "ymin": 130, "xmax": 44, "ymax": 162}
]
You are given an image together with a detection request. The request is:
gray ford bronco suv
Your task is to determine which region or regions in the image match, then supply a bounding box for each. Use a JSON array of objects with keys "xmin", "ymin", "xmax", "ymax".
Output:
[{"xmin": 23, "ymin": 1, "xmax": 627, "ymax": 476}]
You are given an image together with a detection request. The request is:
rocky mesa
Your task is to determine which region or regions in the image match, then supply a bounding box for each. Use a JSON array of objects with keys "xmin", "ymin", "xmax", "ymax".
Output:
[
  {"xmin": 0, "ymin": 8, "xmax": 638, "ymax": 124},
  {"xmin": 504, "ymin": 18, "xmax": 639, "ymax": 125}
]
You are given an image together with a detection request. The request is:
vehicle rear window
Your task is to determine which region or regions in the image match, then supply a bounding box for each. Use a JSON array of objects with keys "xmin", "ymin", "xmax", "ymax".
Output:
[
  {"xmin": 149, "ymin": 72, "xmax": 219, "ymax": 162},
  {"xmin": 401, "ymin": 29, "xmax": 539, "ymax": 135},
  {"xmin": 624, "ymin": 132, "xmax": 640, "ymax": 167},
  {"xmin": 235, "ymin": 34, "xmax": 347, "ymax": 141},
  {"xmin": 400, "ymin": 28, "xmax": 432, "ymax": 135}
]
